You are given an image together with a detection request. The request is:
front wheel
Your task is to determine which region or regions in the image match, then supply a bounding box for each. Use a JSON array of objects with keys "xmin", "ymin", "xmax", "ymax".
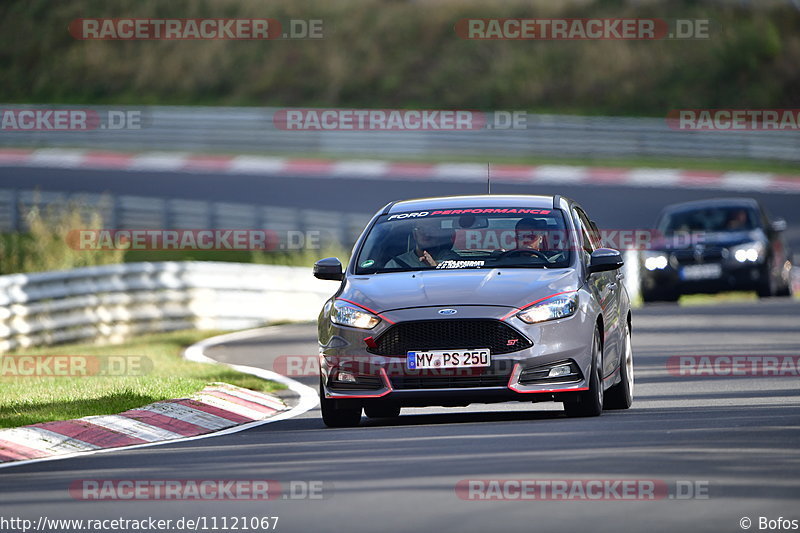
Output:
[
  {"xmin": 605, "ymin": 321, "xmax": 634, "ymax": 410},
  {"xmin": 564, "ymin": 327, "xmax": 603, "ymax": 418},
  {"xmin": 642, "ymin": 288, "xmax": 679, "ymax": 303},
  {"xmin": 757, "ymin": 260, "xmax": 777, "ymax": 298},
  {"xmin": 320, "ymin": 381, "xmax": 362, "ymax": 428}
]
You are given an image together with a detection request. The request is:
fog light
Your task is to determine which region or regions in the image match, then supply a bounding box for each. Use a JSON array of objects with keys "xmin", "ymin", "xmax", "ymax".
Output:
[
  {"xmin": 337, "ymin": 371, "xmax": 357, "ymax": 383},
  {"xmin": 548, "ymin": 365, "xmax": 572, "ymax": 378}
]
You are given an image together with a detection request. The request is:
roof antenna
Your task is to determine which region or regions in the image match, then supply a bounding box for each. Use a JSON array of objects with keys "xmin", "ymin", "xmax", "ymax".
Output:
[{"xmin": 487, "ymin": 163, "xmax": 492, "ymax": 194}]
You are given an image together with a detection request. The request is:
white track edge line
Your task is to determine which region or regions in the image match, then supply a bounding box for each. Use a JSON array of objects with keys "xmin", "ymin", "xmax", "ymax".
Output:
[{"xmin": 0, "ymin": 326, "xmax": 319, "ymax": 471}]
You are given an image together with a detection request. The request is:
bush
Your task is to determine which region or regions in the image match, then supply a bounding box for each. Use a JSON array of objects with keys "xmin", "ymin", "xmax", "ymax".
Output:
[
  {"xmin": 1, "ymin": 0, "xmax": 798, "ymax": 115},
  {"xmin": 0, "ymin": 197, "xmax": 124, "ymax": 275}
]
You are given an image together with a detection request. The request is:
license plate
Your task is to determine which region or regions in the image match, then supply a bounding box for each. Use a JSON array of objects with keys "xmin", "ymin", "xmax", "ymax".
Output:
[
  {"xmin": 680, "ymin": 263, "xmax": 722, "ymax": 280},
  {"xmin": 406, "ymin": 349, "xmax": 491, "ymax": 370}
]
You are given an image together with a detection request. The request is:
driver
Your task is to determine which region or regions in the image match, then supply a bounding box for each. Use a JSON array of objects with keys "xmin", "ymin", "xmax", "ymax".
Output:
[
  {"xmin": 725, "ymin": 209, "xmax": 750, "ymax": 231},
  {"xmin": 385, "ymin": 218, "xmax": 459, "ymax": 268}
]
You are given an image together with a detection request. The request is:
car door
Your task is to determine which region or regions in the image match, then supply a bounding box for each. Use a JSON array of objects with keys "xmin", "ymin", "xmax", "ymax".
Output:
[{"xmin": 574, "ymin": 206, "xmax": 621, "ymax": 380}]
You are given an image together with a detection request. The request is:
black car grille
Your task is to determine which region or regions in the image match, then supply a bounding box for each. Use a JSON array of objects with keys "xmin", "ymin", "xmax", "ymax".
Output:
[
  {"xmin": 369, "ymin": 319, "xmax": 531, "ymax": 356},
  {"xmin": 390, "ymin": 373, "xmax": 509, "ymax": 390},
  {"xmin": 672, "ymin": 247, "xmax": 725, "ymax": 265}
]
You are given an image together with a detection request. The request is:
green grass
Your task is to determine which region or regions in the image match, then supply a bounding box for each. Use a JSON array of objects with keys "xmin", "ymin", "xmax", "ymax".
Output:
[
  {"xmin": 0, "ymin": 330, "xmax": 286, "ymax": 429},
  {"xmin": 678, "ymin": 291, "xmax": 759, "ymax": 306}
]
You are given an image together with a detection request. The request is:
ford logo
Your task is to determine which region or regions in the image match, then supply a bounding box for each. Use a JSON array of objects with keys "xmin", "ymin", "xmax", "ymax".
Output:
[{"xmin": 438, "ymin": 309, "xmax": 457, "ymax": 315}]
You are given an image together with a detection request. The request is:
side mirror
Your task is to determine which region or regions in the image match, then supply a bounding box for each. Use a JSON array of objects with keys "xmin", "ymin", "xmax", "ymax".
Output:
[
  {"xmin": 771, "ymin": 218, "xmax": 787, "ymax": 233},
  {"xmin": 314, "ymin": 257, "xmax": 344, "ymax": 281},
  {"xmin": 588, "ymin": 248, "xmax": 624, "ymax": 274}
]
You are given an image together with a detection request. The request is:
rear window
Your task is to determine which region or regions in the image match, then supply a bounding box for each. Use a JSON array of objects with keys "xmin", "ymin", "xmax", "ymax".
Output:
[{"xmin": 354, "ymin": 207, "xmax": 573, "ymax": 274}]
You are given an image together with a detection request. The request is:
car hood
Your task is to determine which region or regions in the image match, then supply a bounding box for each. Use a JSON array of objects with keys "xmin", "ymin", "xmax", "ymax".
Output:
[{"xmin": 339, "ymin": 268, "xmax": 580, "ymax": 312}]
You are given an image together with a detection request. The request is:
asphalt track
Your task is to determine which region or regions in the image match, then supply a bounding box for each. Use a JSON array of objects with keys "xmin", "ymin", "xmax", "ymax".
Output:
[{"xmin": 0, "ymin": 299, "xmax": 798, "ymax": 533}]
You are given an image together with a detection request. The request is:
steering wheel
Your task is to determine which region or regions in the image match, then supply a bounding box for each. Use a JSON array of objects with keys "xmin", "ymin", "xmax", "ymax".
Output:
[{"xmin": 496, "ymin": 248, "xmax": 549, "ymax": 261}]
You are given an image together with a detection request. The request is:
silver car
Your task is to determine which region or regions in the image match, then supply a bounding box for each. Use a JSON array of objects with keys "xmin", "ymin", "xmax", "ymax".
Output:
[{"xmin": 314, "ymin": 195, "xmax": 633, "ymax": 427}]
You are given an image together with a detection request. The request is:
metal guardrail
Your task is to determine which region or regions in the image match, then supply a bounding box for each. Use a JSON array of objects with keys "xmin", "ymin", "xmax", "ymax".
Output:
[
  {"xmin": 1, "ymin": 105, "xmax": 798, "ymax": 162},
  {"xmin": 0, "ymin": 261, "xmax": 335, "ymax": 353},
  {"xmin": 0, "ymin": 188, "xmax": 371, "ymax": 248}
]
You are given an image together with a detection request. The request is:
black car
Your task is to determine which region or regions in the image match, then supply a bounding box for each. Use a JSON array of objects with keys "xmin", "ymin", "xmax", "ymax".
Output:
[{"xmin": 640, "ymin": 198, "xmax": 793, "ymax": 302}]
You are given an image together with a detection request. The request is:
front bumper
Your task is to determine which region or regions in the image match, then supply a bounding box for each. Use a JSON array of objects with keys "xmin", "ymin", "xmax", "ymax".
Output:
[
  {"xmin": 642, "ymin": 262, "xmax": 764, "ymax": 295},
  {"xmin": 319, "ymin": 305, "xmax": 594, "ymax": 407}
]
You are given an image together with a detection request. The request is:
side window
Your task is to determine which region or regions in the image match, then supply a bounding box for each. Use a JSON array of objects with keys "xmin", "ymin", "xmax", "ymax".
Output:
[
  {"xmin": 587, "ymin": 218, "xmax": 603, "ymax": 250},
  {"xmin": 758, "ymin": 207, "xmax": 771, "ymax": 232},
  {"xmin": 571, "ymin": 207, "xmax": 595, "ymax": 262}
]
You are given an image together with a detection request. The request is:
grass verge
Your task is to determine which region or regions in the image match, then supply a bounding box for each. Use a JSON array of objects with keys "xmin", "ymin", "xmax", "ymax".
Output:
[
  {"xmin": 678, "ymin": 292, "xmax": 759, "ymax": 306},
  {"xmin": 0, "ymin": 329, "xmax": 286, "ymax": 429}
]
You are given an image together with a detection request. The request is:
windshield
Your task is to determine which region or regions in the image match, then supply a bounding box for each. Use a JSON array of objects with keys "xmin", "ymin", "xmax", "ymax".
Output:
[
  {"xmin": 355, "ymin": 208, "xmax": 572, "ymax": 274},
  {"xmin": 658, "ymin": 206, "xmax": 758, "ymax": 235}
]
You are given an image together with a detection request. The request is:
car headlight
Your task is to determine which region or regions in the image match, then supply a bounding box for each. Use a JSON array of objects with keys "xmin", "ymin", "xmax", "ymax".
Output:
[
  {"xmin": 331, "ymin": 300, "xmax": 381, "ymax": 329},
  {"xmin": 643, "ymin": 252, "xmax": 669, "ymax": 271},
  {"xmin": 730, "ymin": 241, "xmax": 764, "ymax": 263},
  {"xmin": 516, "ymin": 293, "xmax": 578, "ymax": 324}
]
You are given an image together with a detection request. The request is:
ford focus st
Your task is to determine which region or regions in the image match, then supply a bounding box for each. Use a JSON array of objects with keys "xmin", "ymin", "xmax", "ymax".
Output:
[{"xmin": 314, "ymin": 195, "xmax": 633, "ymax": 427}]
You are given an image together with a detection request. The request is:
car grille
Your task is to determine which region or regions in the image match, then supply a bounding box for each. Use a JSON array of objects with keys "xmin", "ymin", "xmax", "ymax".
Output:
[
  {"xmin": 368, "ymin": 319, "xmax": 531, "ymax": 356},
  {"xmin": 672, "ymin": 247, "xmax": 725, "ymax": 265},
  {"xmin": 390, "ymin": 373, "xmax": 509, "ymax": 390}
]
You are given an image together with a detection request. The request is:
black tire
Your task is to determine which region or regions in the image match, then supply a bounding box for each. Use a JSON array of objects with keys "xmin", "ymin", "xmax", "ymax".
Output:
[
  {"xmin": 320, "ymin": 381, "xmax": 362, "ymax": 428},
  {"xmin": 642, "ymin": 289, "xmax": 679, "ymax": 303},
  {"xmin": 364, "ymin": 403, "xmax": 401, "ymax": 419},
  {"xmin": 605, "ymin": 320, "xmax": 633, "ymax": 410},
  {"xmin": 564, "ymin": 327, "xmax": 603, "ymax": 418},
  {"xmin": 641, "ymin": 290, "xmax": 658, "ymax": 303},
  {"xmin": 757, "ymin": 262, "xmax": 777, "ymax": 298}
]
